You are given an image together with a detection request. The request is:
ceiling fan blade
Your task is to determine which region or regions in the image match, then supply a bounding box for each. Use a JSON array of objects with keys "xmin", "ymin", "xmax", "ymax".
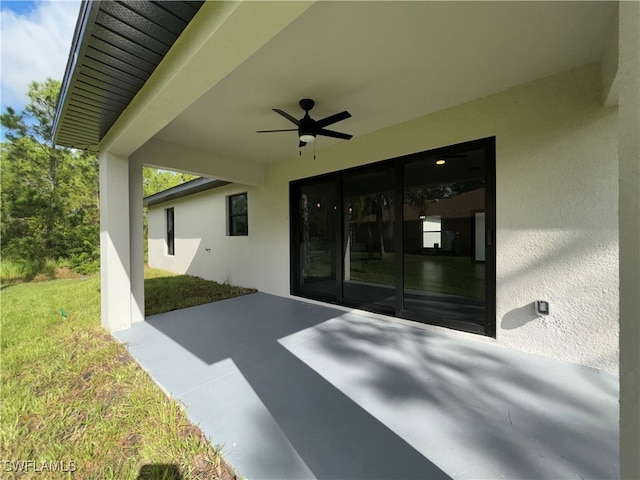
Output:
[
  {"xmin": 256, "ymin": 129, "xmax": 298, "ymax": 133},
  {"xmin": 318, "ymin": 128, "xmax": 353, "ymax": 140},
  {"xmin": 299, "ymin": 140, "xmax": 307, "ymax": 148},
  {"xmin": 316, "ymin": 110, "xmax": 351, "ymax": 128},
  {"xmin": 442, "ymin": 154, "xmax": 468, "ymax": 159},
  {"xmin": 273, "ymin": 109, "xmax": 300, "ymax": 125}
]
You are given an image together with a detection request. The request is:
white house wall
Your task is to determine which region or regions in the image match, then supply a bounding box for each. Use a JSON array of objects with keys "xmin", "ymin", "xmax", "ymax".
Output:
[
  {"xmin": 148, "ymin": 63, "xmax": 618, "ymax": 372},
  {"xmin": 148, "ymin": 183, "xmax": 253, "ymax": 285}
]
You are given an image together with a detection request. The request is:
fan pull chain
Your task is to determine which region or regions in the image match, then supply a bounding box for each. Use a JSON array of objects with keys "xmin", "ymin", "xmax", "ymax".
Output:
[{"xmin": 313, "ymin": 141, "xmax": 316, "ymax": 160}]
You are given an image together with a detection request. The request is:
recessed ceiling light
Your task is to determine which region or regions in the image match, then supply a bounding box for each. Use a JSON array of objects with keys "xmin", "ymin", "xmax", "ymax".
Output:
[{"xmin": 435, "ymin": 159, "xmax": 446, "ymax": 165}]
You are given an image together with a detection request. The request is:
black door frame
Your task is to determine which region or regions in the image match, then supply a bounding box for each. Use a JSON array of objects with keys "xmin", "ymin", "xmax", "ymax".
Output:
[{"xmin": 290, "ymin": 137, "xmax": 496, "ymax": 337}]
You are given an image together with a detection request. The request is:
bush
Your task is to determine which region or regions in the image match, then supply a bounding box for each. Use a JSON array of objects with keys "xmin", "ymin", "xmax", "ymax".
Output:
[
  {"xmin": 0, "ymin": 256, "xmax": 98, "ymax": 284},
  {"xmin": 0, "ymin": 258, "xmax": 40, "ymax": 284},
  {"xmin": 65, "ymin": 228, "xmax": 100, "ymax": 274},
  {"xmin": 1, "ymin": 236, "xmax": 47, "ymax": 265},
  {"xmin": 40, "ymin": 258, "xmax": 58, "ymax": 278},
  {"xmin": 67, "ymin": 251, "xmax": 100, "ymax": 274}
]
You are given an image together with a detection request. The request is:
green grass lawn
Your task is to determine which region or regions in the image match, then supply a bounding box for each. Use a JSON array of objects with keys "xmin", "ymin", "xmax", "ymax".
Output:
[
  {"xmin": 1, "ymin": 269, "xmax": 250, "ymax": 479},
  {"xmin": 144, "ymin": 268, "xmax": 255, "ymax": 316}
]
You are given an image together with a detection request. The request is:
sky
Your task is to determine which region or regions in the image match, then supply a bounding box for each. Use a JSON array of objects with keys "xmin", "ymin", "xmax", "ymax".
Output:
[{"xmin": 0, "ymin": 0, "xmax": 80, "ymax": 114}]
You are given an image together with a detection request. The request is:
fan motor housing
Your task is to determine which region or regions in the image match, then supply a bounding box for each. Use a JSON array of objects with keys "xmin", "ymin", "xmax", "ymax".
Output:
[
  {"xmin": 299, "ymin": 115, "xmax": 316, "ymax": 138},
  {"xmin": 299, "ymin": 98, "xmax": 315, "ymax": 111}
]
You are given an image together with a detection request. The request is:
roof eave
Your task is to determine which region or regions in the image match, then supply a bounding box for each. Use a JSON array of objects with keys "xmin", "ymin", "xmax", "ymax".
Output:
[
  {"xmin": 143, "ymin": 178, "xmax": 231, "ymax": 207},
  {"xmin": 53, "ymin": 0, "xmax": 101, "ymax": 150},
  {"xmin": 52, "ymin": 1, "xmax": 206, "ymax": 151}
]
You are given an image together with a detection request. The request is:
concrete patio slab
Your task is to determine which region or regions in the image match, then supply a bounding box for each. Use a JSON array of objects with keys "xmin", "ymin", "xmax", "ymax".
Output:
[{"xmin": 115, "ymin": 293, "xmax": 619, "ymax": 480}]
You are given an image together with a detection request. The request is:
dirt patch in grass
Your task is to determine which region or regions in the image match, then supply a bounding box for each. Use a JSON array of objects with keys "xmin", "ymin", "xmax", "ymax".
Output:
[
  {"xmin": 32, "ymin": 266, "xmax": 83, "ymax": 282},
  {"xmin": 119, "ymin": 432, "xmax": 143, "ymax": 458}
]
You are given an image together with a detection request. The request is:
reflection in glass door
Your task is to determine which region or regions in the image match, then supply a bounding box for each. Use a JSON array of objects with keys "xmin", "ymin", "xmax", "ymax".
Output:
[
  {"xmin": 343, "ymin": 168, "xmax": 395, "ymax": 312},
  {"xmin": 290, "ymin": 137, "xmax": 495, "ymax": 336},
  {"xmin": 403, "ymin": 151, "xmax": 487, "ymax": 331},
  {"xmin": 297, "ymin": 181, "xmax": 337, "ymax": 300}
]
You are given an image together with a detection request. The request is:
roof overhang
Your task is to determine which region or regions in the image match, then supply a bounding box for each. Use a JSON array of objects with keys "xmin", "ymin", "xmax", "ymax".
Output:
[
  {"xmin": 53, "ymin": 0, "xmax": 204, "ymax": 150},
  {"xmin": 143, "ymin": 177, "xmax": 230, "ymax": 207}
]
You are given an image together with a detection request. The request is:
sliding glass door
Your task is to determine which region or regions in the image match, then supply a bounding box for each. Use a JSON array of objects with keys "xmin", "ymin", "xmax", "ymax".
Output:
[
  {"xmin": 342, "ymin": 167, "xmax": 396, "ymax": 313},
  {"xmin": 290, "ymin": 137, "xmax": 495, "ymax": 336},
  {"xmin": 402, "ymin": 148, "xmax": 488, "ymax": 332},
  {"xmin": 294, "ymin": 180, "xmax": 338, "ymax": 301}
]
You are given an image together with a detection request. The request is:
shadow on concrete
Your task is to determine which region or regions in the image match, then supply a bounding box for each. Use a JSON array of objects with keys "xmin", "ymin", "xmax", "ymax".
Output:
[
  {"xmin": 125, "ymin": 293, "xmax": 618, "ymax": 479},
  {"xmin": 308, "ymin": 312, "xmax": 618, "ymax": 479},
  {"xmin": 144, "ymin": 293, "xmax": 449, "ymax": 479}
]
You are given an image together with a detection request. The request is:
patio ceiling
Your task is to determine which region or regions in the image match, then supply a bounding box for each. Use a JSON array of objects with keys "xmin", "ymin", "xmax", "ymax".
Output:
[
  {"xmin": 54, "ymin": 1, "xmax": 618, "ymax": 164},
  {"xmin": 153, "ymin": 1, "xmax": 618, "ymax": 165}
]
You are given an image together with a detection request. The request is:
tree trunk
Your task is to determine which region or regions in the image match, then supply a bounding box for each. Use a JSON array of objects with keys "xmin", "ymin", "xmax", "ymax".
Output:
[
  {"xmin": 301, "ymin": 194, "xmax": 311, "ymax": 276},
  {"xmin": 375, "ymin": 198, "xmax": 385, "ymax": 257},
  {"xmin": 46, "ymin": 146, "xmax": 58, "ymax": 253}
]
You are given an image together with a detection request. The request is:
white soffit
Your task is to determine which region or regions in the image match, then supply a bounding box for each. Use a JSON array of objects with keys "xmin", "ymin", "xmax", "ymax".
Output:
[{"xmin": 153, "ymin": 1, "xmax": 618, "ymax": 165}]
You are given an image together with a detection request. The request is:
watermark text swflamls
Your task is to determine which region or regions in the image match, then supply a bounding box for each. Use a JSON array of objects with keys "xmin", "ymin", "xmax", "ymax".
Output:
[{"xmin": 3, "ymin": 460, "xmax": 77, "ymax": 473}]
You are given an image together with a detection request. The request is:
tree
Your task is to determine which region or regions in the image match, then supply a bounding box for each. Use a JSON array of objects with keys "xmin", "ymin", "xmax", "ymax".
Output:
[
  {"xmin": 1, "ymin": 79, "xmax": 99, "ymax": 272},
  {"xmin": 405, "ymin": 179, "xmax": 486, "ymax": 216},
  {"xmin": 142, "ymin": 167, "xmax": 196, "ymax": 197},
  {"xmin": 348, "ymin": 193, "xmax": 392, "ymax": 259}
]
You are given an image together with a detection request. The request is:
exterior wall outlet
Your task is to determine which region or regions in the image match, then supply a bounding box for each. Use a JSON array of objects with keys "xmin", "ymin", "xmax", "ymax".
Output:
[{"xmin": 535, "ymin": 300, "xmax": 550, "ymax": 316}]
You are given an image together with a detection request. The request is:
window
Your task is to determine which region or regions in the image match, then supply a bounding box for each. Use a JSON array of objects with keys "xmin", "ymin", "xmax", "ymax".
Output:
[
  {"xmin": 166, "ymin": 207, "xmax": 175, "ymax": 255},
  {"xmin": 422, "ymin": 215, "xmax": 442, "ymax": 249},
  {"xmin": 229, "ymin": 193, "xmax": 248, "ymax": 236}
]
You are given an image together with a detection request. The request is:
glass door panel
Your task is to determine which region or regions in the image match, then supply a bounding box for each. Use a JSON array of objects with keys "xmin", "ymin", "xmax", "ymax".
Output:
[
  {"xmin": 403, "ymin": 151, "xmax": 487, "ymax": 331},
  {"xmin": 298, "ymin": 181, "xmax": 337, "ymax": 300},
  {"xmin": 291, "ymin": 138, "xmax": 495, "ymax": 336},
  {"xmin": 343, "ymin": 168, "xmax": 396, "ymax": 312}
]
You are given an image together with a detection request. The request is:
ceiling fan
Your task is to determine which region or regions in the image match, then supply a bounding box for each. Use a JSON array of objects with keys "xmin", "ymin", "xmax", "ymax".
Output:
[{"xmin": 256, "ymin": 98, "xmax": 353, "ymax": 148}]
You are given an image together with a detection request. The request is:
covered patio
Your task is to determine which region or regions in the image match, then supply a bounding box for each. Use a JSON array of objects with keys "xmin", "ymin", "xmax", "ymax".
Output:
[
  {"xmin": 53, "ymin": 1, "xmax": 638, "ymax": 476},
  {"xmin": 115, "ymin": 293, "xmax": 618, "ymax": 479}
]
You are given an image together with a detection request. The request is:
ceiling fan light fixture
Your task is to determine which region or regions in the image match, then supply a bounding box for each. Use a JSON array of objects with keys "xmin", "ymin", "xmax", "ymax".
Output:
[
  {"xmin": 435, "ymin": 159, "xmax": 446, "ymax": 165},
  {"xmin": 257, "ymin": 99, "xmax": 351, "ymax": 148}
]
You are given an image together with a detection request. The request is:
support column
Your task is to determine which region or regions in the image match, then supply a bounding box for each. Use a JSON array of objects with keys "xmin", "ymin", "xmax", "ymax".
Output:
[
  {"xmin": 129, "ymin": 156, "xmax": 145, "ymax": 324},
  {"xmin": 99, "ymin": 151, "xmax": 133, "ymax": 331},
  {"xmin": 618, "ymin": 2, "xmax": 640, "ymax": 478}
]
